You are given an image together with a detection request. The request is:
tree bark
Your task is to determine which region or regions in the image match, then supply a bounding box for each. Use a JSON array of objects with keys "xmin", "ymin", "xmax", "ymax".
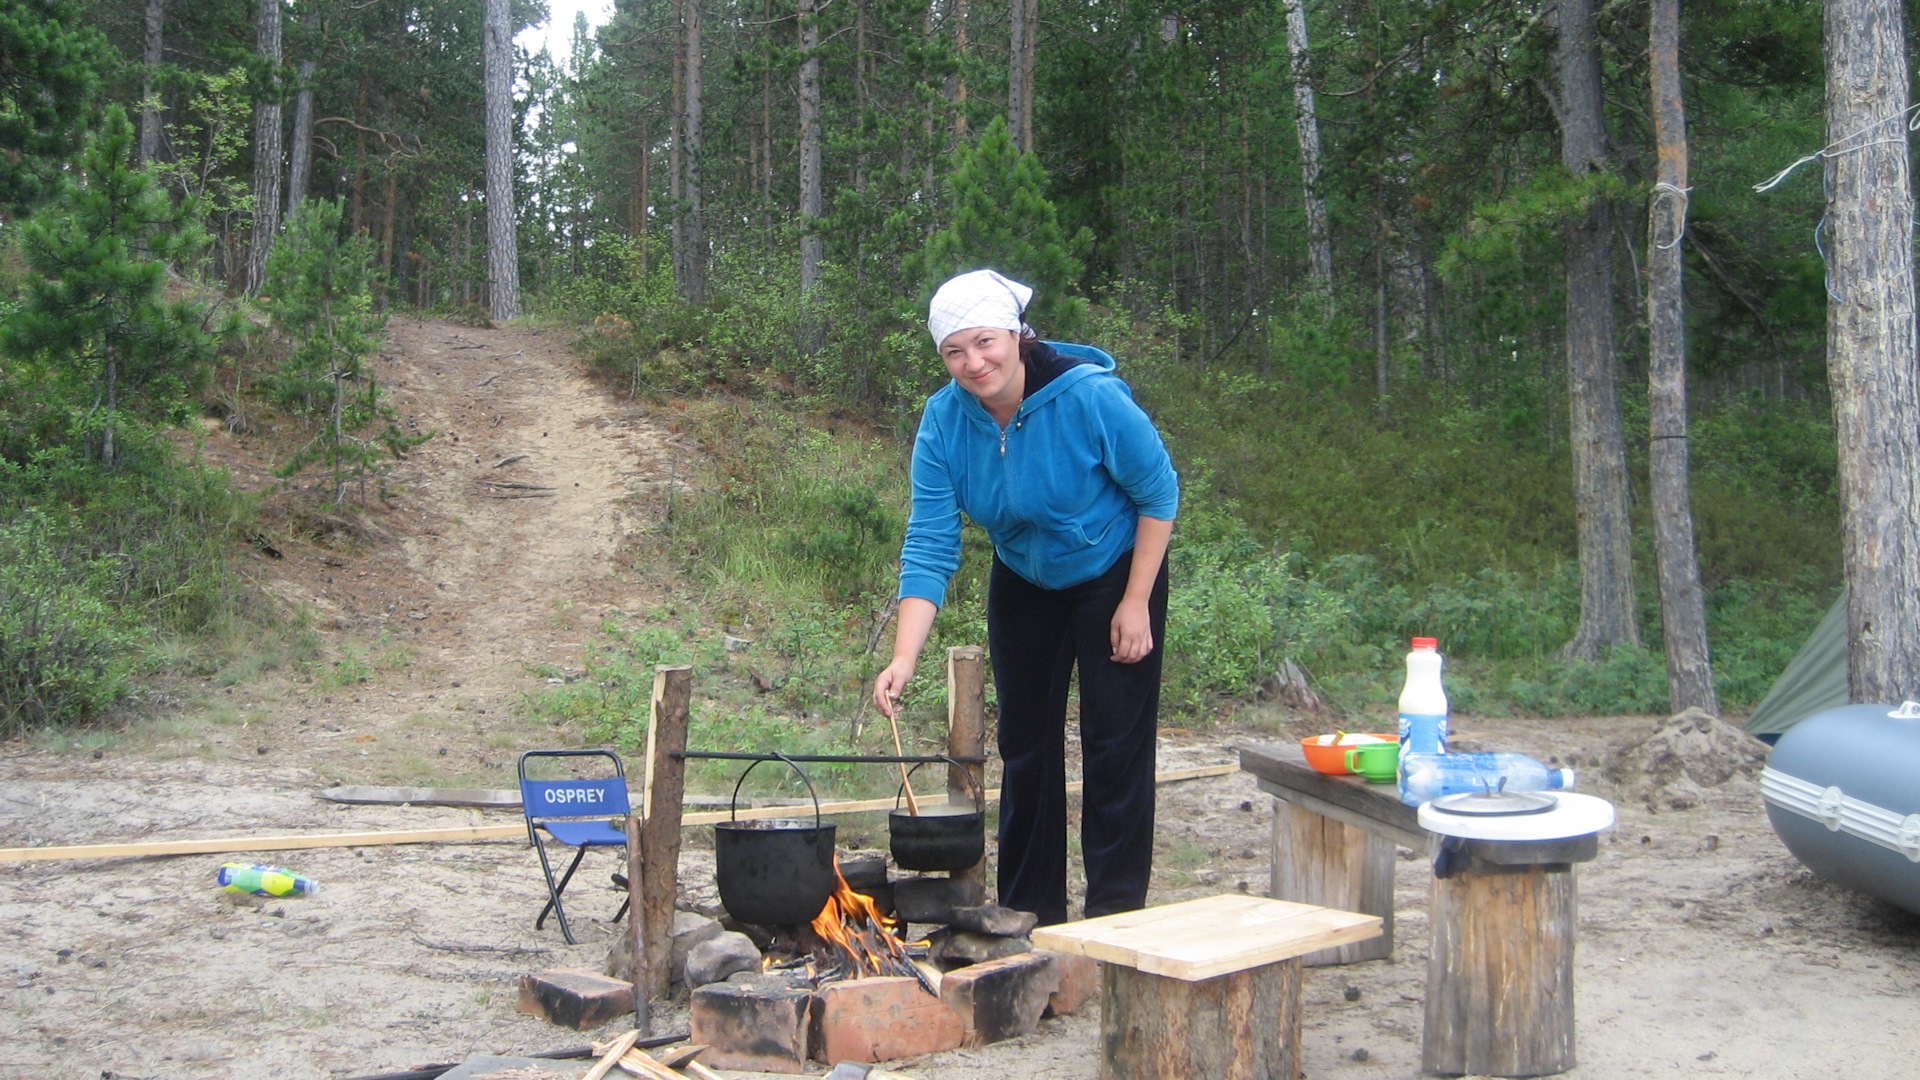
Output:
[
  {"xmin": 681, "ymin": 0, "xmax": 705, "ymax": 303},
  {"xmin": 483, "ymin": 0, "xmax": 521, "ymax": 320},
  {"xmin": 1550, "ymin": 0, "xmax": 1639, "ymax": 659},
  {"xmin": 286, "ymin": 59, "xmax": 315, "ymax": 216},
  {"xmin": 1825, "ymin": 0, "xmax": 1920, "ymax": 702},
  {"xmin": 245, "ymin": 0, "xmax": 283, "ymax": 297},
  {"xmin": 1281, "ymin": 0, "xmax": 1332, "ymax": 314},
  {"xmin": 139, "ymin": 0, "xmax": 164, "ymax": 167},
  {"xmin": 1019, "ymin": 0, "xmax": 1037, "ymax": 152},
  {"xmin": 669, "ymin": 0, "xmax": 685, "ymax": 291},
  {"xmin": 798, "ymin": 0, "xmax": 825, "ymax": 353},
  {"xmin": 1007, "ymin": 0, "xmax": 1029, "ymax": 151},
  {"xmin": 1647, "ymin": 0, "xmax": 1718, "ymax": 715}
]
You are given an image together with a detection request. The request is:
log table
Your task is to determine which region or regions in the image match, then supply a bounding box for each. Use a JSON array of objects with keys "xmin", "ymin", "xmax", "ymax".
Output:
[
  {"xmin": 1416, "ymin": 792, "xmax": 1613, "ymax": 1078},
  {"xmin": 1031, "ymin": 894, "xmax": 1381, "ymax": 1080},
  {"xmin": 1237, "ymin": 741, "xmax": 1425, "ymax": 965}
]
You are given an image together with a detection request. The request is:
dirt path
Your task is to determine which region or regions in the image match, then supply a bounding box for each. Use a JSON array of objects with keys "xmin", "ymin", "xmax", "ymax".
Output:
[{"xmin": 3, "ymin": 319, "xmax": 1919, "ymax": 1078}]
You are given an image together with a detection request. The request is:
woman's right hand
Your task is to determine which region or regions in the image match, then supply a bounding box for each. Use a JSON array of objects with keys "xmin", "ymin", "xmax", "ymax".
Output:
[{"xmin": 872, "ymin": 657, "xmax": 916, "ymax": 719}]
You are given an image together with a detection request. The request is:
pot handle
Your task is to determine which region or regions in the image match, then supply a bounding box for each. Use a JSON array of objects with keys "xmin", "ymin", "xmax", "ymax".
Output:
[
  {"xmin": 896, "ymin": 756, "xmax": 984, "ymax": 812},
  {"xmin": 729, "ymin": 752, "xmax": 823, "ymax": 828}
]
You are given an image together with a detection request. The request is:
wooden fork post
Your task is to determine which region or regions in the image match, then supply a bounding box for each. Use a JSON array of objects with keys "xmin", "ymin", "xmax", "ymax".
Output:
[
  {"xmin": 947, "ymin": 646, "xmax": 988, "ymax": 892},
  {"xmin": 636, "ymin": 665, "xmax": 693, "ymax": 1024}
]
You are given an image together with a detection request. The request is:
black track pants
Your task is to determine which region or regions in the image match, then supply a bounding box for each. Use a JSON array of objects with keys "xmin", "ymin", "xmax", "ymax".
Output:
[{"xmin": 987, "ymin": 546, "xmax": 1169, "ymax": 927}]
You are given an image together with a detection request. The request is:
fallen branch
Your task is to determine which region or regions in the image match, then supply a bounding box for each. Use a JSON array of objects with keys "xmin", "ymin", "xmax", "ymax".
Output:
[
  {"xmin": 412, "ymin": 936, "xmax": 553, "ymax": 956},
  {"xmin": 479, "ymin": 481, "xmax": 558, "ymax": 490},
  {"xmin": 483, "ymin": 492, "xmax": 556, "ymax": 499},
  {"xmin": 493, "ymin": 454, "xmax": 530, "ymax": 469},
  {"xmin": 477, "ymin": 372, "xmax": 506, "ymax": 387}
]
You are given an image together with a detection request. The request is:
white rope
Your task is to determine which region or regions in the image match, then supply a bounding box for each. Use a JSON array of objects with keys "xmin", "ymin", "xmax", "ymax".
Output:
[
  {"xmin": 1753, "ymin": 101, "xmax": 1920, "ymax": 193},
  {"xmin": 1650, "ymin": 182, "xmax": 1690, "ymax": 249}
]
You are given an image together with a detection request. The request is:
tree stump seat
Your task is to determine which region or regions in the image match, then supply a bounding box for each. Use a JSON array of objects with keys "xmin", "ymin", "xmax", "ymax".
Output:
[{"xmin": 1032, "ymin": 894, "xmax": 1381, "ymax": 1080}]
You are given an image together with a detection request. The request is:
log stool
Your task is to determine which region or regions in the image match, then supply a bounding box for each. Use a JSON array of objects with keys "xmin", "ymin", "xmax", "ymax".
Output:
[
  {"xmin": 1416, "ymin": 792, "xmax": 1614, "ymax": 1078},
  {"xmin": 1032, "ymin": 894, "xmax": 1381, "ymax": 1080}
]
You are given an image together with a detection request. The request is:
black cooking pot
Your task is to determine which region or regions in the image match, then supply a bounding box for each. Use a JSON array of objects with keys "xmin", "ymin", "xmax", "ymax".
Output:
[
  {"xmin": 713, "ymin": 754, "xmax": 838, "ymax": 926},
  {"xmin": 889, "ymin": 758, "xmax": 986, "ymax": 872}
]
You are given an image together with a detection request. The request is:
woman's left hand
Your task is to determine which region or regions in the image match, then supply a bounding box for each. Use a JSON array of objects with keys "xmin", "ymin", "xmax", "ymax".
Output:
[{"xmin": 1110, "ymin": 597, "xmax": 1154, "ymax": 664}]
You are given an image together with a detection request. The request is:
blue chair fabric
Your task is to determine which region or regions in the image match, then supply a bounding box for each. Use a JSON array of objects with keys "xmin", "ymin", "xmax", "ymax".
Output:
[{"xmin": 518, "ymin": 750, "xmax": 632, "ymax": 945}]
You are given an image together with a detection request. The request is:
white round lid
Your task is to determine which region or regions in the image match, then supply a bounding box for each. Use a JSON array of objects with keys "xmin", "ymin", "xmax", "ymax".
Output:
[{"xmin": 1418, "ymin": 791, "xmax": 1616, "ymax": 841}]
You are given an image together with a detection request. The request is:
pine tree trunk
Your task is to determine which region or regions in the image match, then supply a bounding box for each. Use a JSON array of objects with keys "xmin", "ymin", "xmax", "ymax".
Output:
[
  {"xmin": 139, "ymin": 0, "xmax": 164, "ymax": 167},
  {"xmin": 669, "ymin": 0, "xmax": 685, "ymax": 290},
  {"xmin": 1647, "ymin": 0, "xmax": 1717, "ymax": 715},
  {"xmin": 681, "ymin": 0, "xmax": 705, "ymax": 303},
  {"xmin": 1019, "ymin": 0, "xmax": 1037, "ymax": 151},
  {"xmin": 798, "ymin": 0, "xmax": 825, "ymax": 353},
  {"xmin": 1551, "ymin": 0, "xmax": 1639, "ymax": 659},
  {"xmin": 286, "ymin": 59, "xmax": 315, "ymax": 216},
  {"xmin": 1825, "ymin": 0, "xmax": 1920, "ymax": 702},
  {"xmin": 1007, "ymin": 0, "xmax": 1028, "ymax": 150},
  {"xmin": 1282, "ymin": 0, "xmax": 1330, "ymax": 314},
  {"xmin": 246, "ymin": 0, "xmax": 283, "ymax": 297},
  {"xmin": 483, "ymin": 0, "xmax": 521, "ymax": 320},
  {"xmin": 952, "ymin": 0, "xmax": 969, "ymax": 137}
]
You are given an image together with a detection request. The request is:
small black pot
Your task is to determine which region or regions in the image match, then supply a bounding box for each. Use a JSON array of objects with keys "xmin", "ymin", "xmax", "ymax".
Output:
[
  {"xmin": 889, "ymin": 759, "xmax": 986, "ymax": 872},
  {"xmin": 713, "ymin": 756, "xmax": 838, "ymax": 926}
]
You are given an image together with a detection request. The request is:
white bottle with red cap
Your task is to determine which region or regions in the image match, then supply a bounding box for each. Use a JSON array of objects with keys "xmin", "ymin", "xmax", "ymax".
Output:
[{"xmin": 1397, "ymin": 637, "xmax": 1448, "ymax": 805}]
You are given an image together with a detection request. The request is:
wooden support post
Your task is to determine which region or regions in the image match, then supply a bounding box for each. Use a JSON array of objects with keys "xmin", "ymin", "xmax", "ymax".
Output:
[
  {"xmin": 1098, "ymin": 959, "xmax": 1302, "ymax": 1080},
  {"xmin": 1269, "ymin": 798, "xmax": 1395, "ymax": 965},
  {"xmin": 1422, "ymin": 865, "xmax": 1577, "ymax": 1077},
  {"xmin": 639, "ymin": 665, "xmax": 693, "ymax": 1014},
  {"xmin": 947, "ymin": 645, "xmax": 988, "ymax": 894},
  {"xmin": 626, "ymin": 792, "xmax": 648, "ymax": 1033}
]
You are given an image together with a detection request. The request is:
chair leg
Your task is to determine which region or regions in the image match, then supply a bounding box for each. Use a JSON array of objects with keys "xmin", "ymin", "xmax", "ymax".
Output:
[{"xmin": 534, "ymin": 836, "xmax": 587, "ymax": 945}]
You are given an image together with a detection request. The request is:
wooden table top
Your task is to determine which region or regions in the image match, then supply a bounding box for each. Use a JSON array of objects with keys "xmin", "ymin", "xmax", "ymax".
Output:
[
  {"xmin": 1238, "ymin": 741, "xmax": 1425, "ymax": 843},
  {"xmin": 1030, "ymin": 894, "xmax": 1383, "ymax": 981}
]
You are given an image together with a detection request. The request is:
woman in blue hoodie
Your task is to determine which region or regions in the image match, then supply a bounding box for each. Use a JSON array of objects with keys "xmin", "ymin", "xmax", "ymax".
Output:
[{"xmin": 872, "ymin": 269, "xmax": 1179, "ymax": 926}]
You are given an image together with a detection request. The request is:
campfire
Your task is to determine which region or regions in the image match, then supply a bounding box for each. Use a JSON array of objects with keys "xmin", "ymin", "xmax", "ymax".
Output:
[{"xmin": 765, "ymin": 858, "xmax": 938, "ymax": 996}]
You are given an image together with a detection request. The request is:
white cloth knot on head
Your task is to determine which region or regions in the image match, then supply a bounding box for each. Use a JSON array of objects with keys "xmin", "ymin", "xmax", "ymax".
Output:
[{"xmin": 927, "ymin": 269, "xmax": 1035, "ymax": 346}]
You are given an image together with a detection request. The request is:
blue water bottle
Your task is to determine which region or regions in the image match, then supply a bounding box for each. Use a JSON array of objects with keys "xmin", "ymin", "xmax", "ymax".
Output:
[{"xmin": 1397, "ymin": 637, "xmax": 1448, "ymax": 805}]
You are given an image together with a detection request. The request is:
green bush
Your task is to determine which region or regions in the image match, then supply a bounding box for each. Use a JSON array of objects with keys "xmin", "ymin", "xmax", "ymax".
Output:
[{"xmin": 0, "ymin": 508, "xmax": 145, "ymax": 731}]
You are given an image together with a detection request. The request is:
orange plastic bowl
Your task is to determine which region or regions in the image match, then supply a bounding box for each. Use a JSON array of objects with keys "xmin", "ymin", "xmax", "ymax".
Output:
[{"xmin": 1301, "ymin": 734, "xmax": 1397, "ymax": 775}]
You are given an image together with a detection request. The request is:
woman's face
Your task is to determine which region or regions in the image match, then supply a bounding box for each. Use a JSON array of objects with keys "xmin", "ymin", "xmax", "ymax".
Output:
[{"xmin": 940, "ymin": 327, "xmax": 1022, "ymax": 407}]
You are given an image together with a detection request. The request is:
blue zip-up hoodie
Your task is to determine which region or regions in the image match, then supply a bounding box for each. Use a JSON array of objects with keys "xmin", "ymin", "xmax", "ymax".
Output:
[{"xmin": 898, "ymin": 341, "xmax": 1180, "ymax": 607}]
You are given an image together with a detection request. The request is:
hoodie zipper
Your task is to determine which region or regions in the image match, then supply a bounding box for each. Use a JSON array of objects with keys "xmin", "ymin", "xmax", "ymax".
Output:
[{"xmin": 999, "ymin": 405, "xmax": 1024, "ymax": 457}]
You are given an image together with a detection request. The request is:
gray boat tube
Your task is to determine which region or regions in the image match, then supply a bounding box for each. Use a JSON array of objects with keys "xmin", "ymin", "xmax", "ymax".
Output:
[{"xmin": 1762, "ymin": 702, "xmax": 1920, "ymax": 916}]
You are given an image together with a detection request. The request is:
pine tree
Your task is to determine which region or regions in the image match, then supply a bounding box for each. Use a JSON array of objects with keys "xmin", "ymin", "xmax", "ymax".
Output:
[
  {"xmin": 920, "ymin": 116, "xmax": 1093, "ymax": 334},
  {"xmin": 0, "ymin": 0, "xmax": 111, "ymax": 212},
  {"xmin": 261, "ymin": 197, "xmax": 421, "ymax": 508},
  {"xmin": 1, "ymin": 107, "xmax": 216, "ymax": 469}
]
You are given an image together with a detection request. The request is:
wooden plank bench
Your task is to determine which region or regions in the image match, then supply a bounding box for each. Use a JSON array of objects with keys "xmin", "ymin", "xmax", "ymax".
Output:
[
  {"xmin": 1032, "ymin": 894, "xmax": 1381, "ymax": 1080},
  {"xmin": 1237, "ymin": 740, "xmax": 1425, "ymax": 965}
]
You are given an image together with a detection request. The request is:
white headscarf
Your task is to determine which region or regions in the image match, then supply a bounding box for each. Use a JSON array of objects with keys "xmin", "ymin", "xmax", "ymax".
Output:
[{"xmin": 926, "ymin": 269, "xmax": 1034, "ymax": 347}]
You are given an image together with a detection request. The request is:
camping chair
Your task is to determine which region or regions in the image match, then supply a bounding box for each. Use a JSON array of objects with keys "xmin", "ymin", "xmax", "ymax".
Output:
[{"xmin": 518, "ymin": 749, "xmax": 632, "ymax": 945}]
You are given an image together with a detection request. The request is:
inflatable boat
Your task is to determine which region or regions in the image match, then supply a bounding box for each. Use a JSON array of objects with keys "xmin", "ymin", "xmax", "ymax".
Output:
[{"xmin": 1762, "ymin": 702, "xmax": 1920, "ymax": 916}]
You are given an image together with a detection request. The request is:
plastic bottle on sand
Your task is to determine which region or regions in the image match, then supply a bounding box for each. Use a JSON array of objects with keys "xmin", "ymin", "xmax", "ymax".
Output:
[
  {"xmin": 218, "ymin": 863, "xmax": 319, "ymax": 897},
  {"xmin": 1399, "ymin": 752, "xmax": 1577, "ymax": 804},
  {"xmin": 1396, "ymin": 637, "xmax": 1448, "ymax": 805}
]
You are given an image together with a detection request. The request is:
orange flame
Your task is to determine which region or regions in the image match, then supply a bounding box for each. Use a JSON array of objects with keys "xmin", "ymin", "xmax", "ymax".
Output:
[{"xmin": 810, "ymin": 856, "xmax": 910, "ymax": 978}]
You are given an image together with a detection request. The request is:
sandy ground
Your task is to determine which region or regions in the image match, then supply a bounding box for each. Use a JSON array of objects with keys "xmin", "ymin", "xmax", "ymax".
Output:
[{"xmin": 3, "ymin": 318, "xmax": 1918, "ymax": 1079}]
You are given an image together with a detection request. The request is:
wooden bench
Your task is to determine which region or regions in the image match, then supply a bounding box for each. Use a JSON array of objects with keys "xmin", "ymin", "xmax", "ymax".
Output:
[
  {"xmin": 1032, "ymin": 894, "xmax": 1381, "ymax": 1080},
  {"xmin": 1237, "ymin": 740, "xmax": 1424, "ymax": 965}
]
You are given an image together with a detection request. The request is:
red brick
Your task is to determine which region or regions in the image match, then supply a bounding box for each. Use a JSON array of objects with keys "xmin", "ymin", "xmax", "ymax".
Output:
[
  {"xmin": 809, "ymin": 976, "xmax": 965, "ymax": 1064},
  {"xmin": 690, "ymin": 980, "xmax": 814, "ymax": 1074},
  {"xmin": 938, "ymin": 951, "xmax": 1058, "ymax": 1046},
  {"xmin": 1044, "ymin": 951, "xmax": 1097, "ymax": 1017},
  {"xmin": 516, "ymin": 967, "xmax": 634, "ymax": 1031}
]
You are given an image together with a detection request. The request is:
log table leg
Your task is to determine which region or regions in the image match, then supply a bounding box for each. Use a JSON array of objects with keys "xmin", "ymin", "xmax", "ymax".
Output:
[
  {"xmin": 1421, "ymin": 862, "xmax": 1577, "ymax": 1078},
  {"xmin": 1099, "ymin": 959, "xmax": 1302, "ymax": 1080},
  {"xmin": 1270, "ymin": 798, "xmax": 1395, "ymax": 965}
]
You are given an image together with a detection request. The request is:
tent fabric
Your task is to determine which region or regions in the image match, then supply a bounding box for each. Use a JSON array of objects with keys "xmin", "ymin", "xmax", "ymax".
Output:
[{"xmin": 1742, "ymin": 591, "xmax": 1850, "ymax": 737}]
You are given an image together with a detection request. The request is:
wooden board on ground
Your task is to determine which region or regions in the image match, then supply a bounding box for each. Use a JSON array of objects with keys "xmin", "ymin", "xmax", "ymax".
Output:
[
  {"xmin": 320, "ymin": 785, "xmax": 524, "ymax": 808},
  {"xmin": 1031, "ymin": 893, "xmax": 1382, "ymax": 981},
  {"xmin": 1, "ymin": 763, "xmax": 1239, "ymax": 863}
]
